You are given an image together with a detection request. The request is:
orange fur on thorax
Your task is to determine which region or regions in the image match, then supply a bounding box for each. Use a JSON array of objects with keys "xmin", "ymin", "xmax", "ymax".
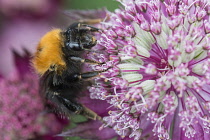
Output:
[{"xmin": 32, "ymin": 29, "xmax": 66, "ymax": 75}]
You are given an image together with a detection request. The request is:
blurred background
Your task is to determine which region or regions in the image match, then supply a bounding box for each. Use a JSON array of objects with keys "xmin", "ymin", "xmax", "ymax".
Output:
[
  {"xmin": 67, "ymin": 0, "xmax": 119, "ymax": 10},
  {"xmin": 0, "ymin": 0, "xmax": 119, "ymax": 140}
]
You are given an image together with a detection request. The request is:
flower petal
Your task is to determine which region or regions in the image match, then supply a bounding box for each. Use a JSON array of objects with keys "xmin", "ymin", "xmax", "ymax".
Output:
[{"xmin": 58, "ymin": 120, "xmax": 117, "ymax": 140}]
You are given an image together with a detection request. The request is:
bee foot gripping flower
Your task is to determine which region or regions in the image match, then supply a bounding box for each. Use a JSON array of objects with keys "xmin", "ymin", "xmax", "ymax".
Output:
[{"xmin": 88, "ymin": 0, "xmax": 210, "ymax": 139}]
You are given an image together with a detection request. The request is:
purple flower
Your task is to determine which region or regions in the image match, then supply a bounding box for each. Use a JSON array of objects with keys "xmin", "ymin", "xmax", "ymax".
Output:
[
  {"xmin": 0, "ymin": 51, "xmax": 65, "ymax": 140},
  {"xmin": 58, "ymin": 120, "xmax": 117, "ymax": 140},
  {"xmin": 88, "ymin": 0, "xmax": 210, "ymax": 139}
]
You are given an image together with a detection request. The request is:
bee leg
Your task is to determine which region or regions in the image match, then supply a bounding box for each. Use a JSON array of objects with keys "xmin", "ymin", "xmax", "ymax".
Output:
[
  {"xmin": 80, "ymin": 105, "xmax": 102, "ymax": 120},
  {"xmin": 78, "ymin": 18, "xmax": 102, "ymax": 25},
  {"xmin": 77, "ymin": 23, "xmax": 100, "ymax": 32},
  {"xmin": 68, "ymin": 22, "xmax": 100, "ymax": 32},
  {"xmin": 80, "ymin": 71, "xmax": 106, "ymax": 80},
  {"xmin": 78, "ymin": 18, "xmax": 102, "ymax": 32},
  {"xmin": 65, "ymin": 71, "xmax": 105, "ymax": 83},
  {"xmin": 76, "ymin": 24, "xmax": 100, "ymax": 32},
  {"xmin": 69, "ymin": 56, "xmax": 104, "ymax": 65},
  {"xmin": 55, "ymin": 94, "xmax": 101, "ymax": 120},
  {"xmin": 66, "ymin": 71, "xmax": 105, "ymax": 82},
  {"xmin": 80, "ymin": 24, "xmax": 101, "ymax": 32},
  {"xmin": 80, "ymin": 71, "xmax": 101, "ymax": 80}
]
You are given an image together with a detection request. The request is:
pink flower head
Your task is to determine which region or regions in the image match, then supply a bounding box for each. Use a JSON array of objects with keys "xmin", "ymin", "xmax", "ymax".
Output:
[
  {"xmin": 0, "ymin": 51, "xmax": 65, "ymax": 140},
  {"xmin": 89, "ymin": 0, "xmax": 210, "ymax": 139}
]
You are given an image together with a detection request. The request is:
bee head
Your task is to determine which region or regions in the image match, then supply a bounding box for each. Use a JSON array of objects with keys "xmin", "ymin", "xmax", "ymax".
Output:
[{"xmin": 63, "ymin": 26, "xmax": 97, "ymax": 51}]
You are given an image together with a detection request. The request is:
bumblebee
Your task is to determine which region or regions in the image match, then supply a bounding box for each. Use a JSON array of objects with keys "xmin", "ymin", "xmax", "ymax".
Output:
[{"xmin": 32, "ymin": 22, "xmax": 103, "ymax": 120}]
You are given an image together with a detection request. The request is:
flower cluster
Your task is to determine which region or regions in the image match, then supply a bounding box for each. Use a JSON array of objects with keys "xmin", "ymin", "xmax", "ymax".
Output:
[
  {"xmin": 0, "ymin": 64, "xmax": 64, "ymax": 140},
  {"xmin": 88, "ymin": 0, "xmax": 210, "ymax": 139}
]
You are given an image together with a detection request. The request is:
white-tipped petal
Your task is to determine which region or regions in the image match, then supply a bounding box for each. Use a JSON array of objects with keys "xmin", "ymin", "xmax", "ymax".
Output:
[
  {"xmin": 133, "ymin": 36, "xmax": 151, "ymax": 51},
  {"xmin": 117, "ymin": 63, "xmax": 143, "ymax": 71},
  {"xmin": 186, "ymin": 76, "xmax": 199, "ymax": 88},
  {"xmin": 192, "ymin": 63, "xmax": 205, "ymax": 75},
  {"xmin": 140, "ymin": 80, "xmax": 155, "ymax": 94},
  {"xmin": 168, "ymin": 56, "xmax": 182, "ymax": 67},
  {"xmin": 136, "ymin": 45, "xmax": 150, "ymax": 57},
  {"xmin": 194, "ymin": 49, "xmax": 207, "ymax": 60},
  {"xmin": 124, "ymin": 57, "xmax": 144, "ymax": 65},
  {"xmin": 161, "ymin": 16, "xmax": 171, "ymax": 35},
  {"xmin": 155, "ymin": 31, "xmax": 168, "ymax": 49},
  {"xmin": 181, "ymin": 52, "xmax": 195, "ymax": 63},
  {"xmin": 120, "ymin": 56, "xmax": 134, "ymax": 60},
  {"xmin": 122, "ymin": 73, "xmax": 143, "ymax": 86},
  {"xmin": 132, "ymin": 22, "xmax": 155, "ymax": 50}
]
